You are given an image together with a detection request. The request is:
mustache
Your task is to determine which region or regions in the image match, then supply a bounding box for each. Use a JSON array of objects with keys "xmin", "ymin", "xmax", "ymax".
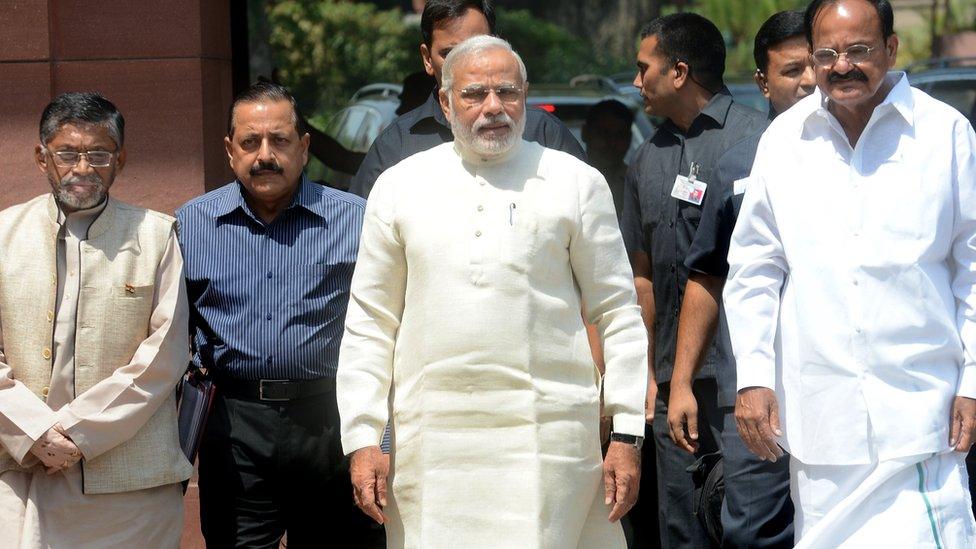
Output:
[
  {"xmin": 60, "ymin": 173, "xmax": 104, "ymax": 187},
  {"xmin": 249, "ymin": 160, "xmax": 283, "ymax": 176},
  {"xmin": 828, "ymin": 70, "xmax": 868, "ymax": 83},
  {"xmin": 473, "ymin": 113, "xmax": 515, "ymax": 132}
]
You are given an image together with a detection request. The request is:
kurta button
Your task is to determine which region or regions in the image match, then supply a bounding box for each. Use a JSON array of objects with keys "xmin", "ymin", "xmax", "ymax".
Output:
[
  {"xmin": 475, "ymin": 230, "xmax": 482, "ymax": 237},
  {"xmin": 46, "ymin": 310, "xmax": 54, "ymax": 322},
  {"xmin": 477, "ymin": 205, "xmax": 484, "ymax": 212},
  {"xmin": 41, "ymin": 386, "xmax": 49, "ymax": 397},
  {"xmin": 42, "ymin": 348, "xmax": 51, "ymax": 360}
]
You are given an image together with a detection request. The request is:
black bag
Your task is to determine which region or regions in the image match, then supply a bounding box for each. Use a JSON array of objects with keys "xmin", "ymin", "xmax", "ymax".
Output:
[{"xmin": 687, "ymin": 451, "xmax": 725, "ymax": 546}]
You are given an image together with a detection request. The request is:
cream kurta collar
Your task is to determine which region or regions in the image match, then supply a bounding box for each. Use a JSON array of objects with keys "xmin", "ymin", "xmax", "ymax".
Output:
[
  {"xmin": 46, "ymin": 194, "xmax": 117, "ymax": 240},
  {"xmin": 453, "ymin": 137, "xmax": 524, "ymax": 169}
]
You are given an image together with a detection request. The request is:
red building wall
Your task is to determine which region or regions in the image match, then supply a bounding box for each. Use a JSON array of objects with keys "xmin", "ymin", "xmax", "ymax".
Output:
[{"xmin": 0, "ymin": 0, "xmax": 235, "ymax": 215}]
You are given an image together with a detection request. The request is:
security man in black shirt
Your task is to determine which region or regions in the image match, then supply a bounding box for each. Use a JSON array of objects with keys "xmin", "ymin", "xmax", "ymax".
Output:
[
  {"xmin": 619, "ymin": 13, "xmax": 767, "ymax": 548},
  {"xmin": 669, "ymin": 11, "xmax": 817, "ymax": 549},
  {"xmin": 349, "ymin": 0, "xmax": 584, "ymax": 199}
]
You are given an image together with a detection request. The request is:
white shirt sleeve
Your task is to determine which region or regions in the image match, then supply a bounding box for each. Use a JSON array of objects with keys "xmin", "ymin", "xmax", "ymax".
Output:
[
  {"xmin": 337, "ymin": 175, "xmax": 406, "ymax": 455},
  {"xmin": 724, "ymin": 141, "xmax": 790, "ymax": 393},
  {"xmin": 950, "ymin": 120, "xmax": 976, "ymax": 399},
  {"xmin": 56, "ymin": 230, "xmax": 191, "ymax": 460},
  {"xmin": 570, "ymin": 168, "xmax": 647, "ymax": 437}
]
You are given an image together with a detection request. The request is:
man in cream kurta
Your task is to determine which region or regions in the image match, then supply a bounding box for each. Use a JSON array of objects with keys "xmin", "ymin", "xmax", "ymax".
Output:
[
  {"xmin": 0, "ymin": 92, "xmax": 191, "ymax": 548},
  {"xmin": 337, "ymin": 37, "xmax": 647, "ymax": 548}
]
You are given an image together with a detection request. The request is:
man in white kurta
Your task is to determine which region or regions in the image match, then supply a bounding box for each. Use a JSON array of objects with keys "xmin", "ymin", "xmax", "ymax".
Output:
[
  {"xmin": 723, "ymin": 2, "xmax": 976, "ymax": 547},
  {"xmin": 337, "ymin": 37, "xmax": 648, "ymax": 548},
  {"xmin": 0, "ymin": 92, "xmax": 191, "ymax": 548}
]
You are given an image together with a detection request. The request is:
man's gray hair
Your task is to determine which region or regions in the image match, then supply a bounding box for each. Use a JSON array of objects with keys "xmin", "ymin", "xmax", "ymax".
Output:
[
  {"xmin": 39, "ymin": 92, "xmax": 125, "ymax": 148},
  {"xmin": 440, "ymin": 35, "xmax": 528, "ymax": 93}
]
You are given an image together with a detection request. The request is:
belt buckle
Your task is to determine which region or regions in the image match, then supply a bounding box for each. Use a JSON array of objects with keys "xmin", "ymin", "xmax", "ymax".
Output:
[{"xmin": 258, "ymin": 379, "xmax": 292, "ymax": 402}]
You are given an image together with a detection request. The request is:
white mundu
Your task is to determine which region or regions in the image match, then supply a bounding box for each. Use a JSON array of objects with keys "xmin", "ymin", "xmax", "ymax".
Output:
[
  {"xmin": 725, "ymin": 73, "xmax": 976, "ymax": 547},
  {"xmin": 338, "ymin": 140, "xmax": 647, "ymax": 548}
]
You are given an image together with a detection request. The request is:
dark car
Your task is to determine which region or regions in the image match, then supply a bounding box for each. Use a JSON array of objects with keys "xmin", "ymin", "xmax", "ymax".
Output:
[
  {"xmin": 528, "ymin": 75, "xmax": 656, "ymax": 164},
  {"xmin": 907, "ymin": 59, "xmax": 976, "ymax": 127}
]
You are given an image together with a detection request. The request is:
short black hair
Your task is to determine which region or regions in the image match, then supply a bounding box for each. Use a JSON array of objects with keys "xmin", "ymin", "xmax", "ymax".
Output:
[
  {"xmin": 584, "ymin": 100, "xmax": 634, "ymax": 129},
  {"xmin": 754, "ymin": 11, "xmax": 806, "ymax": 73},
  {"xmin": 804, "ymin": 0, "xmax": 894, "ymax": 47},
  {"xmin": 421, "ymin": 0, "xmax": 496, "ymax": 48},
  {"xmin": 639, "ymin": 13, "xmax": 726, "ymax": 92},
  {"xmin": 227, "ymin": 81, "xmax": 304, "ymax": 137},
  {"xmin": 39, "ymin": 92, "xmax": 125, "ymax": 148}
]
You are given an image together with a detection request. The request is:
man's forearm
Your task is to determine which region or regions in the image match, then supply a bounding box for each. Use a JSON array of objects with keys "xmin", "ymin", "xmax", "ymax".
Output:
[{"xmin": 671, "ymin": 273, "xmax": 723, "ymax": 387}]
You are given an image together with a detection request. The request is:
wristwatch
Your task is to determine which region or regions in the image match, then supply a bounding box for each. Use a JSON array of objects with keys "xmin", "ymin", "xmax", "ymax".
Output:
[{"xmin": 609, "ymin": 432, "xmax": 644, "ymax": 450}]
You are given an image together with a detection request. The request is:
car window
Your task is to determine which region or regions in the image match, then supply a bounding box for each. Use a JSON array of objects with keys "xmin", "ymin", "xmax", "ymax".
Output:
[
  {"xmin": 919, "ymin": 79, "xmax": 976, "ymax": 125},
  {"xmin": 325, "ymin": 105, "xmax": 384, "ymax": 153}
]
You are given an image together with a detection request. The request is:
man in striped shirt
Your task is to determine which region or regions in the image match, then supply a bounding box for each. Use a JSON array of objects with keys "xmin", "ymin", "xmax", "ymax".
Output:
[{"xmin": 177, "ymin": 82, "xmax": 380, "ymax": 547}]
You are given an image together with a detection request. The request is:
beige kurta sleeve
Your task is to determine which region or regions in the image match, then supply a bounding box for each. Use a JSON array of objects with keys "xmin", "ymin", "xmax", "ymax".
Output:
[
  {"xmin": 569, "ymin": 166, "xmax": 648, "ymax": 437},
  {"xmin": 55, "ymin": 230, "xmax": 190, "ymax": 460},
  {"xmin": 0, "ymin": 314, "xmax": 59, "ymax": 463},
  {"xmin": 336, "ymin": 174, "xmax": 407, "ymax": 455}
]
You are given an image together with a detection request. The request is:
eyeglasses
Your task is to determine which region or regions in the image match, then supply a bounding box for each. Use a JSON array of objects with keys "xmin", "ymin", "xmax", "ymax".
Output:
[
  {"xmin": 811, "ymin": 44, "xmax": 875, "ymax": 68},
  {"xmin": 46, "ymin": 149, "xmax": 116, "ymax": 168},
  {"xmin": 456, "ymin": 84, "xmax": 524, "ymax": 105}
]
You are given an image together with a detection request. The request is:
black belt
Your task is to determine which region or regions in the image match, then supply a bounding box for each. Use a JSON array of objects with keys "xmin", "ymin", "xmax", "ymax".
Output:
[{"xmin": 216, "ymin": 377, "xmax": 335, "ymax": 402}]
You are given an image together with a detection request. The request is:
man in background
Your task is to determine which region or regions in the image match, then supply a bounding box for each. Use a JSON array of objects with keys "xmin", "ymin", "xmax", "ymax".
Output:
[
  {"xmin": 620, "ymin": 12, "xmax": 768, "ymax": 548},
  {"xmin": 350, "ymin": 0, "xmax": 584, "ymax": 199},
  {"xmin": 667, "ymin": 10, "xmax": 815, "ymax": 548}
]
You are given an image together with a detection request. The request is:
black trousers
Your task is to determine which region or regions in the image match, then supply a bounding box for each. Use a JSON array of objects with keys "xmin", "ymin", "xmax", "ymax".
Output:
[{"xmin": 198, "ymin": 389, "xmax": 384, "ymax": 548}]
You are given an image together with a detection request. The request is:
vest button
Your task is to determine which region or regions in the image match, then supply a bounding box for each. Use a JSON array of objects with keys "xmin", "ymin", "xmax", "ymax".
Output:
[
  {"xmin": 41, "ymin": 348, "xmax": 51, "ymax": 360},
  {"xmin": 41, "ymin": 386, "xmax": 49, "ymax": 397},
  {"xmin": 47, "ymin": 310, "xmax": 54, "ymax": 322}
]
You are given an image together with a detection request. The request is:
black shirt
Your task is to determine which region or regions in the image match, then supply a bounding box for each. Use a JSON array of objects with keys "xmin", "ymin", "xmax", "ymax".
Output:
[
  {"xmin": 620, "ymin": 90, "xmax": 767, "ymax": 385},
  {"xmin": 349, "ymin": 92, "xmax": 586, "ymax": 198},
  {"xmin": 684, "ymin": 129, "xmax": 765, "ymax": 406}
]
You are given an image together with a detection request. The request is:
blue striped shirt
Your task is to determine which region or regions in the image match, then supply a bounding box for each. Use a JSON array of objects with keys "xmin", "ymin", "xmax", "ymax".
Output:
[{"xmin": 176, "ymin": 177, "xmax": 365, "ymax": 380}]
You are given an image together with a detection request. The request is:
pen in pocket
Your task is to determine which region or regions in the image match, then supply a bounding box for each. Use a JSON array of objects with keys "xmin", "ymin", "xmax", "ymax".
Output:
[{"xmin": 509, "ymin": 203, "xmax": 516, "ymax": 226}]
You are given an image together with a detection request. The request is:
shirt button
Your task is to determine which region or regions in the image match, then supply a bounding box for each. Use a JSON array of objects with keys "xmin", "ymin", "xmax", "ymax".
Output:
[
  {"xmin": 267, "ymin": 271, "xmax": 273, "ymax": 279},
  {"xmin": 266, "ymin": 356, "xmax": 273, "ymax": 365},
  {"xmin": 670, "ymin": 264, "xmax": 676, "ymax": 273},
  {"xmin": 669, "ymin": 219, "xmax": 675, "ymax": 228},
  {"xmin": 266, "ymin": 313, "xmax": 273, "ymax": 321},
  {"xmin": 855, "ymin": 327, "xmax": 862, "ymax": 334},
  {"xmin": 42, "ymin": 348, "xmax": 51, "ymax": 360},
  {"xmin": 852, "ymin": 279, "xmax": 858, "ymax": 286},
  {"xmin": 475, "ymin": 230, "xmax": 482, "ymax": 237},
  {"xmin": 479, "ymin": 180, "xmax": 486, "ymax": 186}
]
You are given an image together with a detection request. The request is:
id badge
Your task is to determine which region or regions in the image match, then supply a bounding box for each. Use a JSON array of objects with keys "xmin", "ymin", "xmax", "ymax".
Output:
[{"xmin": 671, "ymin": 174, "xmax": 707, "ymax": 206}]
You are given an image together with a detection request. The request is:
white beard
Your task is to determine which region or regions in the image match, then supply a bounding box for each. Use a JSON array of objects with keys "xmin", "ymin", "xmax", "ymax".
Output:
[
  {"xmin": 450, "ymin": 104, "xmax": 526, "ymax": 158},
  {"xmin": 49, "ymin": 172, "xmax": 109, "ymax": 210}
]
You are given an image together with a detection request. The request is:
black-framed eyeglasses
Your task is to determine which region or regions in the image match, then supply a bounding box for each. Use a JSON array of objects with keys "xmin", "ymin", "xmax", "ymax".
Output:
[
  {"xmin": 46, "ymin": 149, "xmax": 116, "ymax": 168},
  {"xmin": 456, "ymin": 84, "xmax": 524, "ymax": 105},
  {"xmin": 811, "ymin": 44, "xmax": 875, "ymax": 68}
]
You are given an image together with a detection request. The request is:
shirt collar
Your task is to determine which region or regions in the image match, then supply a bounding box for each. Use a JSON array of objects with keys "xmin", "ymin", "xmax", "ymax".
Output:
[
  {"xmin": 410, "ymin": 90, "xmax": 449, "ymax": 130},
  {"xmin": 216, "ymin": 174, "xmax": 324, "ymax": 221},
  {"xmin": 660, "ymin": 88, "xmax": 734, "ymax": 135},
  {"xmin": 808, "ymin": 71, "xmax": 914, "ymax": 128}
]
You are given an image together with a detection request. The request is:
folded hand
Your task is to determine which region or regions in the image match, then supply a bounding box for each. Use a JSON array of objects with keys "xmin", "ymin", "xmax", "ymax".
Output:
[{"xmin": 29, "ymin": 424, "xmax": 81, "ymax": 474}]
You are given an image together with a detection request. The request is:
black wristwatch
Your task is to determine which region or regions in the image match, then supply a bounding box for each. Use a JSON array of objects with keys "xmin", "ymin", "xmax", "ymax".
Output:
[{"xmin": 610, "ymin": 432, "xmax": 644, "ymax": 450}]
